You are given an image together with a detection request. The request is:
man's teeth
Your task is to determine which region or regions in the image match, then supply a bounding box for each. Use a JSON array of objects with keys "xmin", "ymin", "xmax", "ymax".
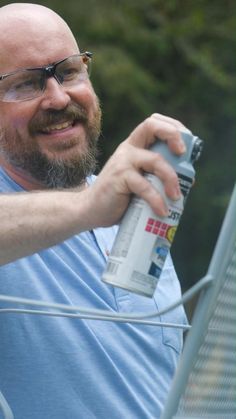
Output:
[{"xmin": 44, "ymin": 121, "xmax": 73, "ymax": 132}]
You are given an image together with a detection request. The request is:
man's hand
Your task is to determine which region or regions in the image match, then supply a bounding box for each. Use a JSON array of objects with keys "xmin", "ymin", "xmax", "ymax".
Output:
[{"xmin": 86, "ymin": 113, "xmax": 188, "ymax": 228}]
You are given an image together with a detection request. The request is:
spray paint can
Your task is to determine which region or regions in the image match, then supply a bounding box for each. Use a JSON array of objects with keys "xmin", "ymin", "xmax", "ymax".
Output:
[{"xmin": 102, "ymin": 131, "xmax": 203, "ymax": 298}]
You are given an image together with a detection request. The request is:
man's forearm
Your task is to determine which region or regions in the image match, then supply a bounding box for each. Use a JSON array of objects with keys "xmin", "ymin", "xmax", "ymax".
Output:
[{"xmin": 0, "ymin": 189, "xmax": 93, "ymax": 265}]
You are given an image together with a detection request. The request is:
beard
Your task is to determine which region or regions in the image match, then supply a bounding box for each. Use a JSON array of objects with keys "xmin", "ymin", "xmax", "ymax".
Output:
[
  {"xmin": 12, "ymin": 142, "xmax": 99, "ymax": 189},
  {"xmin": 0, "ymin": 101, "xmax": 102, "ymax": 189}
]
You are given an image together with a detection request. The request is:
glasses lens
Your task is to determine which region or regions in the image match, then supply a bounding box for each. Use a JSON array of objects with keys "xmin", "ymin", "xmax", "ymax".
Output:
[
  {"xmin": 0, "ymin": 69, "xmax": 44, "ymax": 102},
  {"xmin": 55, "ymin": 54, "xmax": 91, "ymax": 86}
]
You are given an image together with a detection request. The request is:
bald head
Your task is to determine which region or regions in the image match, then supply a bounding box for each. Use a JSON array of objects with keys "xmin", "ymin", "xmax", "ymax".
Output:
[
  {"xmin": 0, "ymin": 3, "xmax": 79, "ymax": 73},
  {"xmin": 0, "ymin": 3, "xmax": 72, "ymax": 31},
  {"xmin": 0, "ymin": 2, "xmax": 62, "ymax": 16}
]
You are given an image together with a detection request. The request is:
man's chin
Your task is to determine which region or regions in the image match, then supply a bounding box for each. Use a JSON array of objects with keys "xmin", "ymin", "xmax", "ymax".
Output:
[
  {"xmin": 38, "ymin": 138, "xmax": 91, "ymax": 164},
  {"xmin": 25, "ymin": 144, "xmax": 98, "ymax": 189}
]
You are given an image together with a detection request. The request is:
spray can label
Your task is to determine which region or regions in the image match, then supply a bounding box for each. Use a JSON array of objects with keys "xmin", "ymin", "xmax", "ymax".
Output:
[{"xmin": 102, "ymin": 175, "xmax": 184, "ymax": 297}]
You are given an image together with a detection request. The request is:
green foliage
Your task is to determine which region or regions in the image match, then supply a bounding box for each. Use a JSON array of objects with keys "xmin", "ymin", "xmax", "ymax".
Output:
[{"xmin": 2, "ymin": 0, "xmax": 235, "ymax": 292}]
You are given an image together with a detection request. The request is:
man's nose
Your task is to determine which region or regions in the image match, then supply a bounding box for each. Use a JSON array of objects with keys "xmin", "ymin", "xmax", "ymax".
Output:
[{"xmin": 39, "ymin": 77, "xmax": 71, "ymax": 110}]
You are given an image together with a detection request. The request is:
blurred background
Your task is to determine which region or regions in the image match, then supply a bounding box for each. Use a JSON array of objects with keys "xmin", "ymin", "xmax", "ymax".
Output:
[{"xmin": 2, "ymin": 0, "xmax": 235, "ymax": 317}]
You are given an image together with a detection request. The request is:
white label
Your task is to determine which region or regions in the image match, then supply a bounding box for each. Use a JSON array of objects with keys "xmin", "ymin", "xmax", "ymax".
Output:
[
  {"xmin": 102, "ymin": 175, "xmax": 184, "ymax": 296},
  {"xmin": 110, "ymin": 200, "xmax": 143, "ymax": 258}
]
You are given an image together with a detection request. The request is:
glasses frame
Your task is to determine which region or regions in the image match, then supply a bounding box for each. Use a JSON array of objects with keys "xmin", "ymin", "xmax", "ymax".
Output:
[{"xmin": 0, "ymin": 51, "xmax": 93, "ymax": 102}]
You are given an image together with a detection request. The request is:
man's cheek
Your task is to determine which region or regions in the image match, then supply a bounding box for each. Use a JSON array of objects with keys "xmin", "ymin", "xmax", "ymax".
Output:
[{"xmin": 11, "ymin": 116, "xmax": 29, "ymax": 129}]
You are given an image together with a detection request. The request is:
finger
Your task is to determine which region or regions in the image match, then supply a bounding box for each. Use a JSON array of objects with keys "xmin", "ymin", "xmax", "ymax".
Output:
[
  {"xmin": 113, "ymin": 144, "xmax": 181, "ymax": 201},
  {"xmin": 124, "ymin": 171, "xmax": 169, "ymax": 217},
  {"xmin": 151, "ymin": 113, "xmax": 191, "ymax": 133},
  {"xmin": 127, "ymin": 114, "xmax": 186, "ymax": 154},
  {"xmin": 129, "ymin": 147, "xmax": 181, "ymax": 200}
]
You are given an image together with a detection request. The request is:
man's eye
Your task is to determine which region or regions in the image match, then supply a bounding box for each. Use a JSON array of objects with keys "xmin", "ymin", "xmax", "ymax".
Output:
[
  {"xmin": 14, "ymin": 79, "xmax": 35, "ymax": 90},
  {"xmin": 62, "ymin": 67, "xmax": 81, "ymax": 79}
]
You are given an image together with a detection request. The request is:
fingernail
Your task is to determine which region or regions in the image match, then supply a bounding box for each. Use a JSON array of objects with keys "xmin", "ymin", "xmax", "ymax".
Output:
[
  {"xmin": 160, "ymin": 203, "xmax": 169, "ymax": 217},
  {"xmin": 179, "ymin": 141, "xmax": 186, "ymax": 153},
  {"xmin": 173, "ymin": 186, "xmax": 181, "ymax": 200}
]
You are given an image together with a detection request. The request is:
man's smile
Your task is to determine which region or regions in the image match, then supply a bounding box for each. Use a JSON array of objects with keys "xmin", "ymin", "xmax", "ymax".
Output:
[{"xmin": 42, "ymin": 120, "xmax": 75, "ymax": 133}]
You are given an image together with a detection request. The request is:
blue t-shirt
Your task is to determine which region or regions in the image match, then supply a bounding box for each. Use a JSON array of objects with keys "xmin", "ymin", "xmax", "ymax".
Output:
[{"xmin": 0, "ymin": 167, "xmax": 187, "ymax": 419}]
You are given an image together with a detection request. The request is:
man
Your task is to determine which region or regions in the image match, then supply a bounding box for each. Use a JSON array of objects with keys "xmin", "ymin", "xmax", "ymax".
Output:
[{"xmin": 0, "ymin": 3, "xmax": 188, "ymax": 418}]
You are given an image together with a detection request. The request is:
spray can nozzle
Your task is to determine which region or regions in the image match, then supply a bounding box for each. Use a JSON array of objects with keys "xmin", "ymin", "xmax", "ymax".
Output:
[{"xmin": 191, "ymin": 138, "xmax": 204, "ymax": 164}]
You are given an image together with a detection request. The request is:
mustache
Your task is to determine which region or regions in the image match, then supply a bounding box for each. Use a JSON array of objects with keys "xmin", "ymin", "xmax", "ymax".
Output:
[{"xmin": 29, "ymin": 103, "xmax": 89, "ymax": 133}]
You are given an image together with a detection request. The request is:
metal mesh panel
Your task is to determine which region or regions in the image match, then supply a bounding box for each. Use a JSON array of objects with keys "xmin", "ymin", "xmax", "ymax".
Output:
[{"xmin": 174, "ymin": 242, "xmax": 236, "ymax": 418}]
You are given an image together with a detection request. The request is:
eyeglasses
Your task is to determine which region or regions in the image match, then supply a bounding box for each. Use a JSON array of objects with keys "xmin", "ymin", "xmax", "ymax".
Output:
[{"xmin": 0, "ymin": 52, "xmax": 92, "ymax": 103}]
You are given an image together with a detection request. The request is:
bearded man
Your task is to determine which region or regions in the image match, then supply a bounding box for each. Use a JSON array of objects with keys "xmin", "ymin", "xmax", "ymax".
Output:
[{"xmin": 0, "ymin": 3, "xmax": 188, "ymax": 418}]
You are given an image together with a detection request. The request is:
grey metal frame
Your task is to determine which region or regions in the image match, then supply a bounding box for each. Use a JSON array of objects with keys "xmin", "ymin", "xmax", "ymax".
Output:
[{"xmin": 161, "ymin": 183, "xmax": 236, "ymax": 419}]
